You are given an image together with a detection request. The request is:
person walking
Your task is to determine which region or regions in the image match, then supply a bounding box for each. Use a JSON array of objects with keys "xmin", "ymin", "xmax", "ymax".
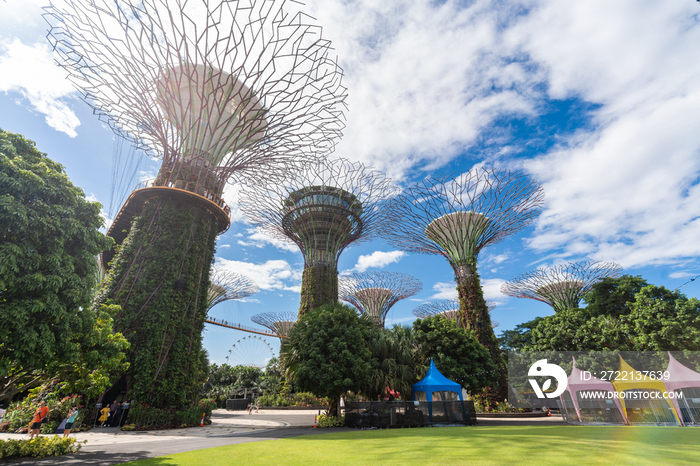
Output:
[
  {"xmin": 29, "ymin": 401, "xmax": 49, "ymax": 440},
  {"xmin": 112, "ymin": 402, "xmax": 123, "ymax": 427},
  {"xmin": 108, "ymin": 400, "xmax": 118, "ymax": 426},
  {"xmin": 98, "ymin": 403, "xmax": 111, "ymax": 427},
  {"xmin": 63, "ymin": 408, "xmax": 79, "ymax": 438}
]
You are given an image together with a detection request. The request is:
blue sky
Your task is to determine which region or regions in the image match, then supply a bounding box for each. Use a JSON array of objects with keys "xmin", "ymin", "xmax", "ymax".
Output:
[{"xmin": 2, "ymin": 0, "xmax": 700, "ymax": 366}]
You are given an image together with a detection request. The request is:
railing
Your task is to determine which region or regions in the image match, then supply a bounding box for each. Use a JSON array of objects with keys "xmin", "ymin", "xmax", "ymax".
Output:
[
  {"xmin": 205, "ymin": 317, "xmax": 285, "ymax": 338},
  {"xmin": 135, "ymin": 178, "xmax": 231, "ymax": 215},
  {"xmin": 344, "ymin": 400, "xmax": 477, "ymax": 428}
]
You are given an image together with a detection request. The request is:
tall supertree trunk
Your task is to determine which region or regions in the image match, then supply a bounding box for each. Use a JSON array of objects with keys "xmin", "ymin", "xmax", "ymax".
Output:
[
  {"xmin": 298, "ymin": 264, "xmax": 338, "ymax": 315},
  {"xmin": 456, "ymin": 261, "xmax": 508, "ymax": 407},
  {"xmin": 95, "ymin": 197, "xmax": 217, "ymax": 408}
]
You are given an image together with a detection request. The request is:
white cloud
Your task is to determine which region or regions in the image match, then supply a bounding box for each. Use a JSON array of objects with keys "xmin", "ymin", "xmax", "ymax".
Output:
[
  {"xmin": 215, "ymin": 258, "xmax": 302, "ymax": 293},
  {"xmin": 350, "ymin": 250, "xmax": 406, "ymax": 273},
  {"xmin": 237, "ymin": 228, "xmax": 299, "ymax": 253},
  {"xmin": 669, "ymin": 271, "xmax": 699, "ymax": 280},
  {"xmin": 428, "ymin": 278, "xmax": 507, "ymax": 305},
  {"xmin": 306, "ymin": 0, "xmax": 541, "ymax": 181},
  {"xmin": 0, "ymin": 38, "xmax": 80, "ymax": 137},
  {"xmin": 481, "ymin": 278, "xmax": 508, "ymax": 306},
  {"xmin": 510, "ymin": 1, "xmax": 700, "ymax": 268},
  {"xmin": 218, "ymin": 244, "xmax": 231, "ymax": 250},
  {"xmin": 428, "ymin": 282, "xmax": 458, "ymax": 300}
]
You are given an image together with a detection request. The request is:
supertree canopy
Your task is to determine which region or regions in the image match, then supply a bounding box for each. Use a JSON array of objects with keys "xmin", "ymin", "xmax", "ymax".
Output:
[
  {"xmin": 501, "ymin": 261, "xmax": 623, "ymax": 312},
  {"xmin": 241, "ymin": 158, "xmax": 395, "ymax": 315},
  {"xmin": 338, "ymin": 271, "xmax": 422, "ymax": 327},
  {"xmin": 205, "ymin": 268, "xmax": 259, "ymax": 314},
  {"xmin": 381, "ymin": 168, "xmax": 543, "ymax": 406},
  {"xmin": 251, "ymin": 311, "xmax": 298, "ymax": 338},
  {"xmin": 46, "ymin": 0, "xmax": 347, "ymax": 408}
]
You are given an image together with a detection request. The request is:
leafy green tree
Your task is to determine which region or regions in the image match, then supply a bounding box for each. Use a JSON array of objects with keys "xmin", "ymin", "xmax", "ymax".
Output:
[
  {"xmin": 413, "ymin": 316, "xmax": 498, "ymax": 394},
  {"xmin": 0, "ymin": 129, "xmax": 125, "ymax": 403},
  {"xmin": 581, "ymin": 275, "xmax": 649, "ymax": 317},
  {"xmin": 623, "ymin": 286, "xmax": 700, "ymax": 351},
  {"xmin": 527, "ymin": 285, "xmax": 700, "ymax": 352},
  {"xmin": 497, "ymin": 317, "xmax": 545, "ymax": 351},
  {"xmin": 285, "ymin": 303, "xmax": 374, "ymax": 417},
  {"xmin": 502, "ymin": 276, "xmax": 651, "ymax": 352},
  {"xmin": 366, "ymin": 324, "xmax": 418, "ymax": 400}
]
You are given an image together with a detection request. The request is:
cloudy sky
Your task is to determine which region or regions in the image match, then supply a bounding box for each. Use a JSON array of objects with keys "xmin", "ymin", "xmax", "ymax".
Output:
[{"xmin": 2, "ymin": 0, "xmax": 700, "ymax": 365}]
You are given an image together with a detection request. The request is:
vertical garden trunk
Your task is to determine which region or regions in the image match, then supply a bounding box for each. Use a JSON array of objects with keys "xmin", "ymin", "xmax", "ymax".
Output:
[
  {"xmin": 456, "ymin": 262, "xmax": 508, "ymax": 408},
  {"xmin": 95, "ymin": 196, "xmax": 217, "ymax": 408},
  {"xmin": 298, "ymin": 264, "xmax": 338, "ymax": 316}
]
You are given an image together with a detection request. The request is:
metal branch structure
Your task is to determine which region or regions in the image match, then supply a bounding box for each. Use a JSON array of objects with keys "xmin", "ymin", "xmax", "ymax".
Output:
[
  {"xmin": 338, "ymin": 272, "xmax": 422, "ymax": 327},
  {"xmin": 412, "ymin": 299, "xmax": 496, "ymax": 327},
  {"xmin": 240, "ymin": 158, "xmax": 396, "ymax": 314},
  {"xmin": 46, "ymin": 0, "xmax": 347, "ymax": 408},
  {"xmin": 46, "ymin": 0, "xmax": 347, "ymax": 190},
  {"xmin": 381, "ymin": 168, "xmax": 544, "ymax": 406},
  {"xmin": 251, "ymin": 311, "xmax": 298, "ymax": 338},
  {"xmin": 501, "ymin": 261, "xmax": 623, "ymax": 312},
  {"xmin": 204, "ymin": 268, "xmax": 258, "ymax": 313}
]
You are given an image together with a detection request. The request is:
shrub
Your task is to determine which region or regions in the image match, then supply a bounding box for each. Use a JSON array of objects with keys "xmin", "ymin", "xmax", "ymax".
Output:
[
  {"xmin": 317, "ymin": 414, "xmax": 344, "ymax": 428},
  {"xmin": 3, "ymin": 382, "xmax": 84, "ymax": 432},
  {"xmin": 123, "ymin": 399, "xmax": 217, "ymax": 430},
  {"xmin": 0, "ymin": 437, "xmax": 83, "ymax": 460}
]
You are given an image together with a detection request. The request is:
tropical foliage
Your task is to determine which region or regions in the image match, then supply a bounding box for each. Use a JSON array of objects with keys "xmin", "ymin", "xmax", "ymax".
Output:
[
  {"xmin": 500, "ymin": 276, "xmax": 700, "ymax": 352},
  {"xmin": 0, "ymin": 129, "xmax": 128, "ymax": 404},
  {"xmin": 413, "ymin": 316, "xmax": 498, "ymax": 393},
  {"xmin": 285, "ymin": 303, "xmax": 374, "ymax": 416}
]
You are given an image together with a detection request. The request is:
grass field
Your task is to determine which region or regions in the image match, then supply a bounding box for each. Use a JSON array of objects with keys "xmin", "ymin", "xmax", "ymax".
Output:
[{"xmin": 122, "ymin": 426, "xmax": 700, "ymax": 466}]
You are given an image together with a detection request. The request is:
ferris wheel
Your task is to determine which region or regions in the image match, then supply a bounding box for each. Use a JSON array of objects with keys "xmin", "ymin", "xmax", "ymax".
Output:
[{"xmin": 225, "ymin": 335, "xmax": 275, "ymax": 368}]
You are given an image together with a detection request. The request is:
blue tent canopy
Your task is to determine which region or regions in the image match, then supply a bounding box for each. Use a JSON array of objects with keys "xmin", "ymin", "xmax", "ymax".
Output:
[{"xmin": 412, "ymin": 359, "xmax": 464, "ymax": 402}]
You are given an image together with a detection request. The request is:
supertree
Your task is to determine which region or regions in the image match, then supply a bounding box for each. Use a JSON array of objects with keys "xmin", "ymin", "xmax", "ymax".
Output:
[
  {"xmin": 501, "ymin": 261, "xmax": 623, "ymax": 312},
  {"xmin": 381, "ymin": 168, "xmax": 544, "ymax": 404},
  {"xmin": 251, "ymin": 311, "xmax": 298, "ymax": 338},
  {"xmin": 338, "ymin": 271, "xmax": 422, "ymax": 327},
  {"xmin": 412, "ymin": 299, "xmax": 496, "ymax": 326},
  {"xmin": 45, "ymin": 0, "xmax": 346, "ymax": 408},
  {"xmin": 204, "ymin": 268, "xmax": 259, "ymax": 314},
  {"xmin": 240, "ymin": 159, "xmax": 395, "ymax": 315}
]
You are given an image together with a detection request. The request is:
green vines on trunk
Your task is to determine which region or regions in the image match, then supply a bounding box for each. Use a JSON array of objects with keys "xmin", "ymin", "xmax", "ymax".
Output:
[
  {"xmin": 298, "ymin": 265, "xmax": 338, "ymax": 316},
  {"xmin": 455, "ymin": 261, "xmax": 507, "ymax": 407},
  {"xmin": 94, "ymin": 197, "xmax": 217, "ymax": 408}
]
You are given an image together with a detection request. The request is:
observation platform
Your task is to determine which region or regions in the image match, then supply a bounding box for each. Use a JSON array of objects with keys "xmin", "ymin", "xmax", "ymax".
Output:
[
  {"xmin": 101, "ymin": 179, "xmax": 231, "ymax": 271},
  {"xmin": 204, "ymin": 317, "xmax": 287, "ymax": 338}
]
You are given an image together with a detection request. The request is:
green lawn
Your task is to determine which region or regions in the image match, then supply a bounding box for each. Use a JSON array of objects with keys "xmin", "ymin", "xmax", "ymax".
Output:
[{"xmin": 122, "ymin": 426, "xmax": 700, "ymax": 466}]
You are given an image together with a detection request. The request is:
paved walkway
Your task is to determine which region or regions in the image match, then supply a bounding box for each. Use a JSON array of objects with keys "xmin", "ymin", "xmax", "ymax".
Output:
[{"xmin": 0, "ymin": 410, "xmax": 565, "ymax": 465}]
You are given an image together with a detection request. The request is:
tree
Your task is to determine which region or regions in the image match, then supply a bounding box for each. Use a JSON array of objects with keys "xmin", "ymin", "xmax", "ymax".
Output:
[
  {"xmin": 0, "ymin": 129, "xmax": 126, "ymax": 403},
  {"xmin": 581, "ymin": 275, "xmax": 649, "ymax": 317},
  {"xmin": 285, "ymin": 303, "xmax": 374, "ymax": 417},
  {"xmin": 413, "ymin": 316, "xmax": 498, "ymax": 394},
  {"xmin": 497, "ymin": 317, "xmax": 545, "ymax": 351},
  {"xmin": 500, "ymin": 276, "xmax": 651, "ymax": 352},
  {"xmin": 526, "ymin": 285, "xmax": 700, "ymax": 352},
  {"xmin": 366, "ymin": 325, "xmax": 418, "ymax": 400}
]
